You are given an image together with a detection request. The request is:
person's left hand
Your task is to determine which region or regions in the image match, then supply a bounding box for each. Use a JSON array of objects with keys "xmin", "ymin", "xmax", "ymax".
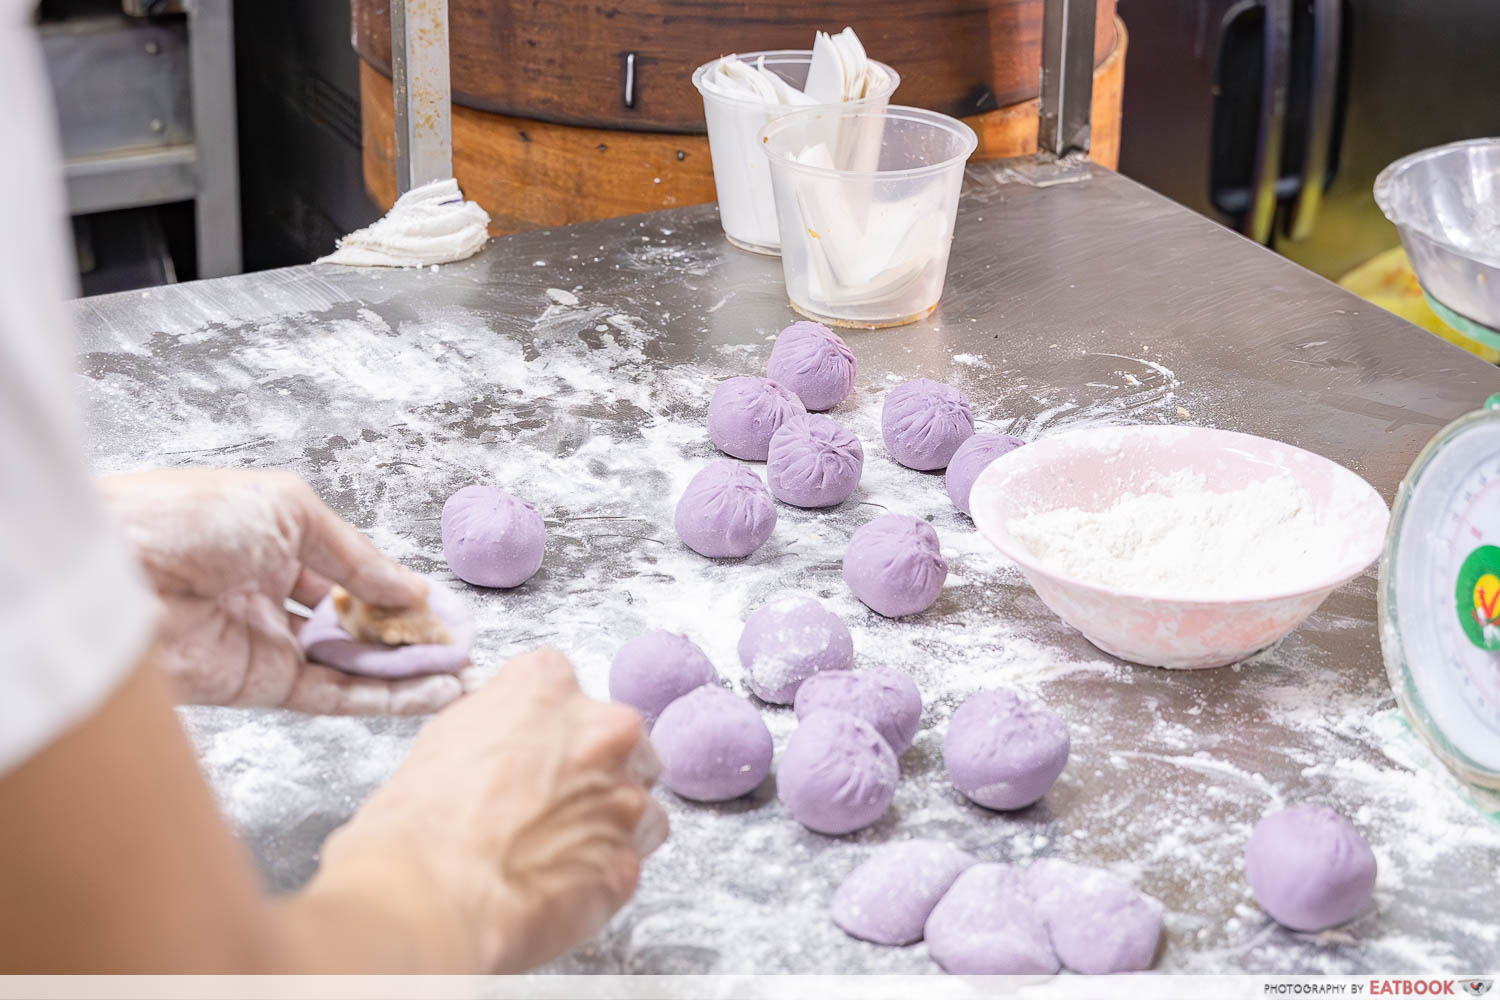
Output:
[{"xmin": 99, "ymin": 468, "xmax": 472, "ymax": 715}]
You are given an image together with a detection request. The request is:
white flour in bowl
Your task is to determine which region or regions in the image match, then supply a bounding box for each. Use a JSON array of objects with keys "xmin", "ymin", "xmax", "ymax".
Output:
[{"xmin": 1007, "ymin": 469, "xmax": 1340, "ymax": 598}]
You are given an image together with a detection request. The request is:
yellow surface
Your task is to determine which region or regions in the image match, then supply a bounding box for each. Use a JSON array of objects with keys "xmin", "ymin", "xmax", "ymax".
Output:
[{"xmin": 1339, "ymin": 246, "xmax": 1500, "ymax": 363}]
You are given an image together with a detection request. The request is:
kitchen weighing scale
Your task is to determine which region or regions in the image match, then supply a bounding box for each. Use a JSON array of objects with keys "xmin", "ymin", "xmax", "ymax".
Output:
[
  {"xmin": 1425, "ymin": 293, "xmax": 1500, "ymax": 357},
  {"xmin": 1381, "ymin": 393, "xmax": 1500, "ymax": 790}
]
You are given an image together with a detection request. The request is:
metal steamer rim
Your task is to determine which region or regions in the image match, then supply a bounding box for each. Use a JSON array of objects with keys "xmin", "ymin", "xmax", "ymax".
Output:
[{"xmin": 1380, "ymin": 393, "xmax": 1500, "ymax": 790}]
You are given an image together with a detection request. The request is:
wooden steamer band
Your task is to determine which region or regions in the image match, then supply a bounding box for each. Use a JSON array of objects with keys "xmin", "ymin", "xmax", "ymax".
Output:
[
  {"xmin": 357, "ymin": 16, "xmax": 1126, "ymax": 236},
  {"xmin": 352, "ymin": 0, "xmax": 1120, "ymax": 131}
]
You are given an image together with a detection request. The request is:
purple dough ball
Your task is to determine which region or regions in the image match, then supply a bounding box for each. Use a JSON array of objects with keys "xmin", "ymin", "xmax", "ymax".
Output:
[
  {"xmin": 1245, "ymin": 804, "xmax": 1377, "ymax": 932},
  {"xmin": 766, "ymin": 321, "xmax": 857, "ymax": 411},
  {"xmin": 737, "ymin": 596, "xmax": 854, "ymax": 703},
  {"xmin": 300, "ymin": 580, "xmax": 475, "ymax": 678},
  {"xmin": 832, "ymin": 839, "xmax": 975, "ymax": 945},
  {"xmin": 1024, "ymin": 858, "xmax": 1163, "ymax": 974},
  {"xmin": 925, "ymin": 863, "xmax": 1059, "ymax": 975},
  {"xmin": 707, "ymin": 376, "xmax": 806, "ymax": 461},
  {"xmin": 842, "ymin": 514, "xmax": 948, "ymax": 618},
  {"xmin": 674, "ymin": 461, "xmax": 777, "ymax": 558},
  {"xmin": 945, "ymin": 432, "xmax": 1025, "ymax": 516},
  {"xmin": 766, "ymin": 414, "xmax": 865, "ymax": 508},
  {"xmin": 778, "ymin": 709, "xmax": 898, "ymax": 835},
  {"xmin": 608, "ymin": 630, "xmax": 720, "ymax": 725},
  {"xmin": 794, "ymin": 668, "xmax": 922, "ymax": 754},
  {"xmin": 881, "ymin": 378, "xmax": 975, "ymax": 470},
  {"xmin": 441, "ymin": 485, "xmax": 546, "ymax": 588},
  {"xmin": 651, "ymin": 685, "xmax": 773, "ymax": 802},
  {"xmin": 944, "ymin": 688, "xmax": 1069, "ymax": 811}
]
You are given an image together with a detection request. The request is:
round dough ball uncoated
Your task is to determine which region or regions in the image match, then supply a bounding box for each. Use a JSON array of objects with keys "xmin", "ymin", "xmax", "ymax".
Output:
[
  {"xmin": 766, "ymin": 413, "xmax": 864, "ymax": 508},
  {"xmin": 300, "ymin": 580, "xmax": 475, "ymax": 678},
  {"xmin": 944, "ymin": 688, "xmax": 1069, "ymax": 810},
  {"xmin": 674, "ymin": 460, "xmax": 777, "ymax": 558},
  {"xmin": 881, "ymin": 378, "xmax": 975, "ymax": 470},
  {"xmin": 766, "ymin": 321, "xmax": 857, "ymax": 411},
  {"xmin": 1025, "ymin": 858, "xmax": 1163, "ymax": 974},
  {"xmin": 441, "ymin": 485, "xmax": 546, "ymax": 588},
  {"xmin": 707, "ymin": 375, "xmax": 806, "ymax": 461},
  {"xmin": 793, "ymin": 668, "xmax": 922, "ymax": 754},
  {"xmin": 737, "ymin": 596, "xmax": 853, "ymax": 704},
  {"xmin": 946, "ymin": 432, "xmax": 1025, "ymax": 516},
  {"xmin": 842, "ymin": 514, "xmax": 948, "ymax": 618},
  {"xmin": 608, "ymin": 630, "xmax": 720, "ymax": 725},
  {"xmin": 832, "ymin": 839, "xmax": 976, "ymax": 946},
  {"xmin": 652, "ymin": 685, "xmax": 773, "ymax": 802},
  {"xmin": 778, "ymin": 709, "xmax": 898, "ymax": 835},
  {"xmin": 1244, "ymin": 804, "xmax": 1377, "ymax": 932},
  {"xmin": 925, "ymin": 863, "xmax": 1059, "ymax": 975}
]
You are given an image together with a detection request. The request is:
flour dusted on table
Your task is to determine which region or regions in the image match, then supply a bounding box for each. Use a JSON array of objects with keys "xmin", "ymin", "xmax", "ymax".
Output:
[
  {"xmin": 1007, "ymin": 470, "xmax": 1339, "ymax": 598},
  {"xmin": 81, "ymin": 232, "xmax": 1500, "ymax": 971}
]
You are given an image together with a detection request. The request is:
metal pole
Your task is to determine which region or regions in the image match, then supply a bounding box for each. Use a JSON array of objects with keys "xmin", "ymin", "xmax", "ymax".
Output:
[
  {"xmin": 1038, "ymin": 0, "xmax": 1096, "ymax": 160},
  {"xmin": 187, "ymin": 0, "xmax": 242, "ymax": 276},
  {"xmin": 391, "ymin": 0, "xmax": 453, "ymax": 195}
]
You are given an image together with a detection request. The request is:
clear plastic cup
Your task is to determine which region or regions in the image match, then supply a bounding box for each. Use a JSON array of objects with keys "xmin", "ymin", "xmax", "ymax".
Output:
[
  {"xmin": 760, "ymin": 105, "xmax": 977, "ymax": 328},
  {"xmin": 692, "ymin": 51, "xmax": 900, "ymax": 256}
]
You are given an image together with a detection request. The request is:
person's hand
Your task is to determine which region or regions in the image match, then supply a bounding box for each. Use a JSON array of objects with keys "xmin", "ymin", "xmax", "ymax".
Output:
[
  {"xmin": 302, "ymin": 649, "xmax": 669, "ymax": 973},
  {"xmin": 98, "ymin": 468, "xmax": 469, "ymax": 715}
]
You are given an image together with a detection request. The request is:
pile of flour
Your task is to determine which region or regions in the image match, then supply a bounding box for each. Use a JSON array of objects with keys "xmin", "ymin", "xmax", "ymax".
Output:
[
  {"xmin": 318, "ymin": 179, "xmax": 490, "ymax": 268},
  {"xmin": 1007, "ymin": 470, "xmax": 1339, "ymax": 598}
]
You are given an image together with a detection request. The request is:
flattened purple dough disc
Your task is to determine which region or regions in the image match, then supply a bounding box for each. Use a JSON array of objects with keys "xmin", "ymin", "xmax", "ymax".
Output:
[
  {"xmin": 1024, "ymin": 858, "xmax": 1163, "ymax": 974},
  {"xmin": 831, "ymin": 839, "xmax": 975, "ymax": 945},
  {"xmin": 300, "ymin": 582, "xmax": 475, "ymax": 679},
  {"xmin": 925, "ymin": 863, "xmax": 1059, "ymax": 975}
]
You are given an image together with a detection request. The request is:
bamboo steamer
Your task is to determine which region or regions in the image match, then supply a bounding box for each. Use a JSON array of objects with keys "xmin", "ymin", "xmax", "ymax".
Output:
[{"xmin": 355, "ymin": 4, "xmax": 1126, "ymax": 236}]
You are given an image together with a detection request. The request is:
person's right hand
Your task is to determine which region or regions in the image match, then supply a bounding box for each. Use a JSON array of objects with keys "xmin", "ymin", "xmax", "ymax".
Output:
[{"xmin": 301, "ymin": 648, "xmax": 668, "ymax": 973}]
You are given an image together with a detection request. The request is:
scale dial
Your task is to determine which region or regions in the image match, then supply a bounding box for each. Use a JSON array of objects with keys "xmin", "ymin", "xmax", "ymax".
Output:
[{"xmin": 1382, "ymin": 396, "xmax": 1500, "ymax": 787}]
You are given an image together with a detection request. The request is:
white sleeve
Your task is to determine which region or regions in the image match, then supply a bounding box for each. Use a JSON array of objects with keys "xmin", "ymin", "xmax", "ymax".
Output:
[{"xmin": 0, "ymin": 4, "xmax": 160, "ymax": 775}]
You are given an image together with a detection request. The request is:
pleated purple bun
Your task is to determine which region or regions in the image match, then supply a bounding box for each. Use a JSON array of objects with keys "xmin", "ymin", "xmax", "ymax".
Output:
[
  {"xmin": 766, "ymin": 414, "xmax": 864, "ymax": 508},
  {"xmin": 843, "ymin": 514, "xmax": 948, "ymax": 618},
  {"xmin": 737, "ymin": 596, "xmax": 854, "ymax": 704},
  {"xmin": 608, "ymin": 630, "xmax": 720, "ymax": 725},
  {"xmin": 778, "ymin": 709, "xmax": 898, "ymax": 835},
  {"xmin": 793, "ymin": 668, "xmax": 922, "ymax": 754},
  {"xmin": 881, "ymin": 378, "xmax": 975, "ymax": 470},
  {"xmin": 944, "ymin": 688, "xmax": 1069, "ymax": 811},
  {"xmin": 441, "ymin": 485, "xmax": 546, "ymax": 588},
  {"xmin": 946, "ymin": 432, "xmax": 1025, "ymax": 516},
  {"xmin": 652, "ymin": 685, "xmax": 773, "ymax": 802},
  {"xmin": 707, "ymin": 376, "xmax": 806, "ymax": 461},
  {"xmin": 766, "ymin": 321, "xmax": 857, "ymax": 411},
  {"xmin": 1245, "ymin": 804, "xmax": 1377, "ymax": 932},
  {"xmin": 674, "ymin": 461, "xmax": 776, "ymax": 558}
]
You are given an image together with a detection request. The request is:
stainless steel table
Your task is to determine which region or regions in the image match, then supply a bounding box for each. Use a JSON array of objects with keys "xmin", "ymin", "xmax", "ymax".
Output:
[{"xmin": 72, "ymin": 164, "xmax": 1500, "ymax": 973}]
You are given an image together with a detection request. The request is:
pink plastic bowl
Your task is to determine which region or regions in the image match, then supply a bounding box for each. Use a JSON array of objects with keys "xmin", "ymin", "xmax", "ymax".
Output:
[{"xmin": 968, "ymin": 425, "xmax": 1390, "ymax": 669}]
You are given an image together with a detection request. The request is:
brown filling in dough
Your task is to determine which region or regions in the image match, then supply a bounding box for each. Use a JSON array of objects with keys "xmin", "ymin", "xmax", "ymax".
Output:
[{"xmin": 330, "ymin": 585, "xmax": 453, "ymax": 647}]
